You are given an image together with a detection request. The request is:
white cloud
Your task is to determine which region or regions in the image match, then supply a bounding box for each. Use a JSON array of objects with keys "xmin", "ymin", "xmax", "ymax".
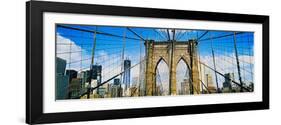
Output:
[
  {"xmin": 56, "ymin": 34, "xmax": 91, "ymax": 71},
  {"xmin": 56, "ymin": 34, "xmax": 122, "ymax": 82},
  {"xmin": 96, "ymin": 50, "xmax": 109, "ymax": 63}
]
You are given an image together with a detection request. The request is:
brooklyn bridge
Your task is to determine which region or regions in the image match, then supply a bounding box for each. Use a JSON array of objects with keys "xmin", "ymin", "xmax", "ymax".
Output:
[{"xmin": 55, "ymin": 24, "xmax": 254, "ymax": 100}]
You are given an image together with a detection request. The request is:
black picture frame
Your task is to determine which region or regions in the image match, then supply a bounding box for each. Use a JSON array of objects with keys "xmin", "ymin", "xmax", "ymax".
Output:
[{"xmin": 26, "ymin": 1, "xmax": 269, "ymax": 124}]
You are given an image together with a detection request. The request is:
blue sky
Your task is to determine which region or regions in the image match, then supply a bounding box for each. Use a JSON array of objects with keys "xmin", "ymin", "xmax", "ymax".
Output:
[
  {"xmin": 57, "ymin": 24, "xmax": 253, "ymax": 57},
  {"xmin": 56, "ymin": 24, "xmax": 254, "ymax": 92}
]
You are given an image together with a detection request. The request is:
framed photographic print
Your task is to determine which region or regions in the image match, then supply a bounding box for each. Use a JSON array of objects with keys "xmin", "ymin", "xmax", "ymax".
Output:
[{"xmin": 26, "ymin": 1, "xmax": 269, "ymax": 124}]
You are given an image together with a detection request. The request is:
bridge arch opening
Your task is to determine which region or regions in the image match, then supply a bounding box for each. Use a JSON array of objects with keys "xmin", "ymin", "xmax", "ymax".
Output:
[
  {"xmin": 176, "ymin": 58, "xmax": 191, "ymax": 95},
  {"xmin": 155, "ymin": 58, "xmax": 169, "ymax": 96}
]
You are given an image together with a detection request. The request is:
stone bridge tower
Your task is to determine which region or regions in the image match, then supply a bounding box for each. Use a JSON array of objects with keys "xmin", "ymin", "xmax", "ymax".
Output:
[{"xmin": 144, "ymin": 40, "xmax": 200, "ymax": 96}]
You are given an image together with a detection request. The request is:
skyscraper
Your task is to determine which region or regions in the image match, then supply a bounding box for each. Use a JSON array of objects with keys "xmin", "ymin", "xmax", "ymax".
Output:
[
  {"xmin": 123, "ymin": 59, "xmax": 131, "ymax": 88},
  {"xmin": 66, "ymin": 69, "xmax": 78, "ymax": 82},
  {"xmin": 114, "ymin": 78, "xmax": 120, "ymax": 85},
  {"xmin": 77, "ymin": 70, "xmax": 90, "ymax": 93},
  {"xmin": 181, "ymin": 78, "xmax": 190, "ymax": 95},
  {"xmin": 56, "ymin": 57, "xmax": 69, "ymax": 100},
  {"xmin": 56, "ymin": 57, "xmax": 66, "ymax": 75},
  {"xmin": 91, "ymin": 65, "xmax": 102, "ymax": 94},
  {"xmin": 111, "ymin": 78, "xmax": 122, "ymax": 97},
  {"xmin": 205, "ymin": 74, "xmax": 217, "ymax": 93},
  {"xmin": 91, "ymin": 65, "xmax": 102, "ymax": 80},
  {"xmin": 68, "ymin": 78, "xmax": 82, "ymax": 99},
  {"xmin": 223, "ymin": 73, "xmax": 234, "ymax": 92}
]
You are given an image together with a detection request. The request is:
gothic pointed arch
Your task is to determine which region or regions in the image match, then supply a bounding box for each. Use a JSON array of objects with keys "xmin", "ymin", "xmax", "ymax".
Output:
[{"xmin": 155, "ymin": 57, "xmax": 170, "ymax": 96}]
